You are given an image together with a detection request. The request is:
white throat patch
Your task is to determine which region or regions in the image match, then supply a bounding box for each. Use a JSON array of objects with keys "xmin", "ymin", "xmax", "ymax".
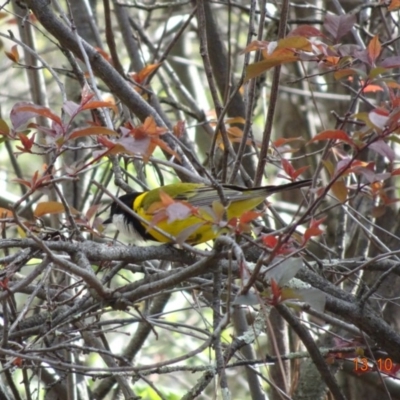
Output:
[{"xmin": 111, "ymin": 214, "xmax": 144, "ymax": 242}]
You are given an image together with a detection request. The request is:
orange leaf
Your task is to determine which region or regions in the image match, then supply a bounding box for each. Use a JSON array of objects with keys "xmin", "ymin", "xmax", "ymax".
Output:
[
  {"xmin": 386, "ymin": 80, "xmax": 400, "ymax": 90},
  {"xmin": 0, "ymin": 208, "xmax": 13, "ymax": 218},
  {"xmin": 241, "ymin": 40, "xmax": 270, "ymax": 54},
  {"xmin": 245, "ymin": 48, "xmax": 298, "ymax": 81},
  {"xmin": 34, "ymin": 202, "xmax": 66, "ymax": 217},
  {"xmin": 308, "ymin": 129, "xmax": 354, "ymax": 146},
  {"xmin": 277, "ymin": 36, "xmax": 312, "ymax": 51},
  {"xmin": 368, "ymin": 36, "xmax": 381, "ymax": 64},
  {"xmin": 140, "ymin": 116, "xmax": 167, "ymax": 136},
  {"xmin": 146, "ymin": 201, "xmax": 164, "ymax": 215},
  {"xmin": 94, "ymin": 47, "xmax": 112, "ymax": 63},
  {"xmin": 131, "ymin": 63, "xmax": 160, "ymax": 84},
  {"xmin": 159, "ymin": 190, "xmax": 176, "ymax": 207},
  {"xmin": 117, "ymin": 117, "xmax": 177, "ymax": 162},
  {"xmin": 388, "ymin": 0, "xmax": 400, "ymax": 12},
  {"xmin": 81, "ymin": 100, "xmax": 117, "ymax": 113},
  {"xmin": 362, "ymin": 84, "xmax": 383, "ymax": 93},
  {"xmin": 5, "ymin": 45, "xmax": 19, "ymax": 63},
  {"xmin": 240, "ymin": 210, "xmax": 262, "ymax": 224},
  {"xmin": 330, "ymin": 181, "xmax": 348, "ymax": 203},
  {"xmin": 34, "ymin": 201, "xmax": 79, "ymax": 218}
]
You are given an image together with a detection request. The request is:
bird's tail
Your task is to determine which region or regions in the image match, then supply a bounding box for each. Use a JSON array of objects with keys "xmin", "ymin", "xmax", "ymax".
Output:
[{"xmin": 247, "ymin": 179, "xmax": 312, "ymax": 197}]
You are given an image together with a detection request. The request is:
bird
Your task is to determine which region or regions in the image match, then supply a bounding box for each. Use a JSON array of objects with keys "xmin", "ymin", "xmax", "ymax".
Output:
[{"xmin": 103, "ymin": 180, "xmax": 311, "ymax": 245}]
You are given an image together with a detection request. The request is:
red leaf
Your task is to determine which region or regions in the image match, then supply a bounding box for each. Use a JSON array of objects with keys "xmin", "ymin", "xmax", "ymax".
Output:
[
  {"xmin": 308, "ymin": 129, "xmax": 355, "ymax": 146},
  {"xmin": 269, "ymin": 278, "xmax": 282, "ymax": 306},
  {"xmin": 261, "ymin": 234, "xmax": 278, "ymax": 248},
  {"xmin": 17, "ymin": 133, "xmax": 35, "ymax": 152},
  {"xmin": 12, "ymin": 357, "xmax": 23, "ymax": 368},
  {"xmin": 270, "ymin": 279, "xmax": 280, "ymax": 297},
  {"xmin": 288, "ymin": 25, "xmax": 323, "ymax": 38},
  {"xmin": 281, "ymin": 159, "xmax": 309, "ymax": 180},
  {"xmin": 292, "ymin": 166, "xmax": 309, "ymax": 180},
  {"xmin": 273, "ymin": 136, "xmax": 304, "ymax": 148},
  {"xmin": 239, "ymin": 210, "xmax": 262, "ymax": 224},
  {"xmin": 282, "ymin": 159, "xmax": 295, "ymax": 178},
  {"xmin": 303, "ymin": 217, "xmax": 326, "ymax": 245},
  {"xmin": 261, "ymin": 234, "xmax": 297, "ymax": 255},
  {"xmin": 0, "ymin": 277, "xmax": 9, "ymax": 289}
]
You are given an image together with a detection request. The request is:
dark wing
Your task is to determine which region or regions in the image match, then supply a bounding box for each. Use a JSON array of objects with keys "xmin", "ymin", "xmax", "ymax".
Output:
[{"xmin": 174, "ymin": 185, "xmax": 250, "ymax": 207}]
